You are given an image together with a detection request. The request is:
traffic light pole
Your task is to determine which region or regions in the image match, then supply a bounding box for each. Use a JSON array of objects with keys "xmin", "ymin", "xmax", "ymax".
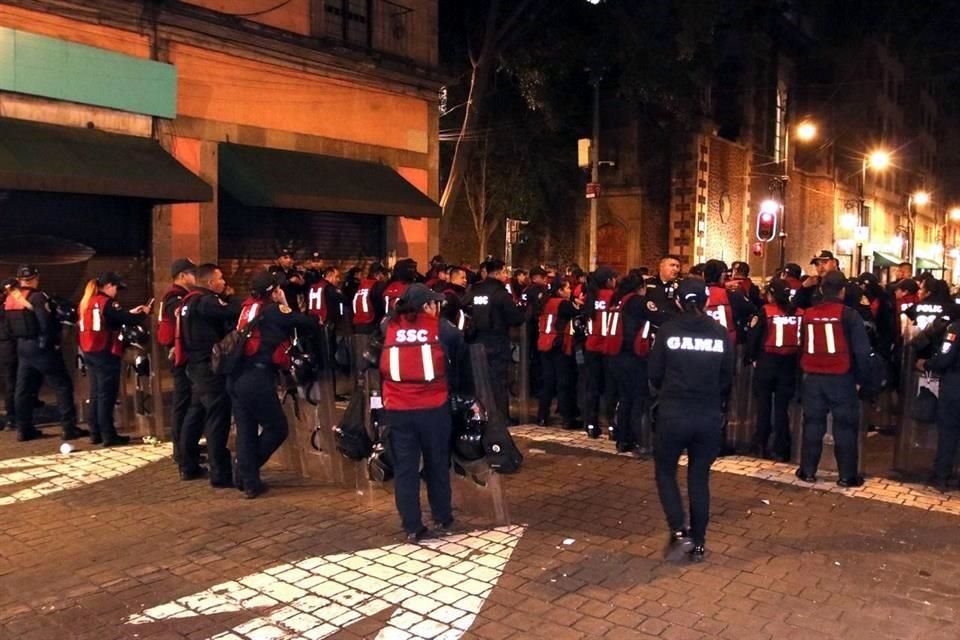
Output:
[{"xmin": 777, "ymin": 177, "xmax": 787, "ymax": 269}]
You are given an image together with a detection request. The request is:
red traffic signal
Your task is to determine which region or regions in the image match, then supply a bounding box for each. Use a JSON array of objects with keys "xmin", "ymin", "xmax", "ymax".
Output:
[{"xmin": 756, "ymin": 200, "xmax": 779, "ymax": 242}]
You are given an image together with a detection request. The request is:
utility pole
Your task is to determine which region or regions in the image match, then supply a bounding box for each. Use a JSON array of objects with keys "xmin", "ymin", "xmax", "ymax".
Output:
[{"xmin": 589, "ymin": 71, "xmax": 601, "ymax": 272}]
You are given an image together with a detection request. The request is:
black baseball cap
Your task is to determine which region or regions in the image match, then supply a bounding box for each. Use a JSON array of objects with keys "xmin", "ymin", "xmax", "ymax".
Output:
[
  {"xmin": 677, "ymin": 277, "xmax": 708, "ymax": 305},
  {"xmin": 810, "ymin": 249, "xmax": 836, "ymax": 265},
  {"xmin": 171, "ymin": 258, "xmax": 197, "ymax": 278},
  {"xmin": 530, "ymin": 266, "xmax": 548, "ymax": 278},
  {"xmin": 251, "ymin": 271, "xmax": 280, "ymax": 296},
  {"xmin": 594, "ymin": 266, "xmax": 617, "ymax": 284},
  {"xmin": 400, "ymin": 283, "xmax": 444, "ymax": 308},
  {"xmin": 16, "ymin": 264, "xmax": 38, "ymax": 279},
  {"xmin": 98, "ymin": 272, "xmax": 128, "ymax": 289},
  {"xmin": 278, "ymin": 247, "xmax": 295, "ymax": 258},
  {"xmin": 783, "ymin": 262, "xmax": 802, "ymax": 279}
]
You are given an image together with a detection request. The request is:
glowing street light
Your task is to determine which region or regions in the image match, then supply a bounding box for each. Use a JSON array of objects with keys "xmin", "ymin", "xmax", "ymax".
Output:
[
  {"xmin": 795, "ymin": 121, "xmax": 817, "ymax": 142},
  {"xmin": 867, "ymin": 150, "xmax": 891, "ymax": 171},
  {"xmin": 912, "ymin": 190, "xmax": 930, "ymax": 207},
  {"xmin": 949, "ymin": 207, "xmax": 960, "ymax": 222}
]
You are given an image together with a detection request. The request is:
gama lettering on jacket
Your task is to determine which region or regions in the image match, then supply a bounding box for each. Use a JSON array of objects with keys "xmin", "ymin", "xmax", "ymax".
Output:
[{"xmin": 665, "ymin": 335, "xmax": 725, "ymax": 352}]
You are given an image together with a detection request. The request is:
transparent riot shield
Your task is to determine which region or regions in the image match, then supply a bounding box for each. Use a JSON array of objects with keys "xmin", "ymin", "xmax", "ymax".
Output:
[
  {"xmin": 893, "ymin": 345, "xmax": 938, "ymax": 476},
  {"xmin": 726, "ymin": 345, "xmax": 756, "ymax": 452}
]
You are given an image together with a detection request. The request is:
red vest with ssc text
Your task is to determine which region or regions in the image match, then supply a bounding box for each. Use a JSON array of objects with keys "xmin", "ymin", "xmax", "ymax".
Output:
[
  {"xmin": 706, "ymin": 286, "xmax": 737, "ymax": 343},
  {"xmin": 603, "ymin": 293, "xmax": 653, "ymax": 357},
  {"xmin": 537, "ymin": 297, "xmax": 564, "ymax": 352},
  {"xmin": 380, "ymin": 314, "xmax": 447, "ymax": 410},
  {"xmin": 800, "ymin": 302, "xmax": 851, "ymax": 374},
  {"xmin": 762, "ymin": 303, "xmax": 802, "ymax": 355},
  {"xmin": 585, "ymin": 289, "xmax": 614, "ymax": 353},
  {"xmin": 78, "ymin": 293, "xmax": 123, "ymax": 356}
]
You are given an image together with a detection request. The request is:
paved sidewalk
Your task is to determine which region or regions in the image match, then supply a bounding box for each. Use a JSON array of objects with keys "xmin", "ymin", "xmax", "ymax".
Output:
[{"xmin": 0, "ymin": 426, "xmax": 958, "ymax": 639}]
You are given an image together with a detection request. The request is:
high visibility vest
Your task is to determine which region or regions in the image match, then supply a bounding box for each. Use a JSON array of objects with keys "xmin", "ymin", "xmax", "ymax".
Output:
[
  {"xmin": 237, "ymin": 299, "xmax": 290, "ymax": 367},
  {"xmin": 800, "ymin": 302, "xmax": 851, "ymax": 374},
  {"xmin": 383, "ymin": 281, "xmax": 408, "ymax": 313},
  {"xmin": 156, "ymin": 286, "xmax": 186, "ymax": 348},
  {"xmin": 761, "ymin": 303, "xmax": 802, "ymax": 355},
  {"xmin": 352, "ymin": 278, "xmax": 378, "ymax": 325},
  {"xmin": 379, "ymin": 314, "xmax": 447, "ymax": 410},
  {"xmin": 78, "ymin": 293, "xmax": 123, "ymax": 356},
  {"xmin": 584, "ymin": 289, "xmax": 614, "ymax": 353},
  {"xmin": 537, "ymin": 297, "xmax": 564, "ymax": 352},
  {"xmin": 306, "ymin": 280, "xmax": 328, "ymax": 324},
  {"xmin": 706, "ymin": 285, "xmax": 737, "ymax": 343},
  {"xmin": 603, "ymin": 293, "xmax": 653, "ymax": 357},
  {"xmin": 3, "ymin": 287, "xmax": 39, "ymax": 338}
]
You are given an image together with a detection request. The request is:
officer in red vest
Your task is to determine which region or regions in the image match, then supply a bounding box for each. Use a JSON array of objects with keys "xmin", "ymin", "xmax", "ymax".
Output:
[
  {"xmin": 796, "ymin": 271, "xmax": 872, "ymax": 487},
  {"xmin": 604, "ymin": 274, "xmax": 655, "ymax": 453},
  {"xmin": 77, "ymin": 273, "xmax": 151, "ymax": 446},
  {"xmin": 352, "ymin": 263, "xmax": 390, "ymax": 335},
  {"xmin": 745, "ymin": 279, "xmax": 803, "ymax": 461},
  {"xmin": 229, "ymin": 271, "xmax": 318, "ymax": 498},
  {"xmin": 380, "ymin": 283, "xmax": 463, "ymax": 542},
  {"xmin": 3, "ymin": 265, "xmax": 86, "ymax": 442},
  {"xmin": 383, "ymin": 258, "xmax": 418, "ymax": 314},
  {"xmin": 729, "ymin": 261, "xmax": 764, "ymax": 308},
  {"xmin": 157, "ymin": 258, "xmax": 197, "ymax": 464},
  {"xmin": 583, "ymin": 267, "xmax": 617, "ymax": 439},
  {"xmin": 703, "ymin": 259, "xmax": 755, "ymax": 345},
  {"xmin": 177, "ymin": 264, "xmax": 242, "ymax": 486},
  {"xmin": 0, "ymin": 278, "xmax": 18, "ymax": 430},
  {"xmin": 650, "ymin": 278, "xmax": 735, "ymax": 562},
  {"xmin": 782, "ymin": 263, "xmax": 804, "ymax": 300},
  {"xmin": 536, "ymin": 279, "xmax": 580, "ymax": 429}
]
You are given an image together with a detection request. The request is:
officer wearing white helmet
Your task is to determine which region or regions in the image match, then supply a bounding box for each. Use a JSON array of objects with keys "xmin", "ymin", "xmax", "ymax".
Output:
[{"xmin": 649, "ymin": 277, "xmax": 735, "ymax": 562}]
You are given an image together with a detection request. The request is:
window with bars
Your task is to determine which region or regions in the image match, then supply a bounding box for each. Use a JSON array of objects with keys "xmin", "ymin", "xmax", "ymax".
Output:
[{"xmin": 323, "ymin": 0, "xmax": 370, "ymax": 47}]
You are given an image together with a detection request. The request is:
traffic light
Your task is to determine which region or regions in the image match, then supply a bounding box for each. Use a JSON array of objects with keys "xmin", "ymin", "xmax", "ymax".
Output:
[{"xmin": 756, "ymin": 200, "xmax": 779, "ymax": 242}]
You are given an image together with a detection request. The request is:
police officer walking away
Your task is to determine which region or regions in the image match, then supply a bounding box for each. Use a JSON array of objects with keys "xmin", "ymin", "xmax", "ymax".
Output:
[
  {"xmin": 379, "ymin": 284, "xmax": 463, "ymax": 541},
  {"xmin": 177, "ymin": 264, "xmax": 242, "ymax": 485},
  {"xmin": 156, "ymin": 258, "xmax": 197, "ymax": 465},
  {"xmin": 77, "ymin": 273, "xmax": 151, "ymax": 446},
  {"xmin": 230, "ymin": 272, "xmax": 318, "ymax": 498},
  {"xmin": 462, "ymin": 259, "xmax": 525, "ymax": 422},
  {"xmin": 3, "ymin": 265, "xmax": 86, "ymax": 441},
  {"xmin": 796, "ymin": 271, "xmax": 871, "ymax": 487},
  {"xmin": 649, "ymin": 278, "xmax": 734, "ymax": 562}
]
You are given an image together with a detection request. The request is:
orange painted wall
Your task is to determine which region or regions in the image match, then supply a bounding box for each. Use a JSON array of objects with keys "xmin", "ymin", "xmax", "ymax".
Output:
[
  {"xmin": 396, "ymin": 167, "xmax": 430, "ymax": 265},
  {"xmin": 0, "ymin": 5, "xmax": 149, "ymax": 56},
  {"xmin": 183, "ymin": 0, "xmax": 311, "ymax": 36},
  {"xmin": 171, "ymin": 43, "xmax": 430, "ymax": 154},
  {"xmin": 169, "ymin": 137, "xmax": 203, "ymax": 260}
]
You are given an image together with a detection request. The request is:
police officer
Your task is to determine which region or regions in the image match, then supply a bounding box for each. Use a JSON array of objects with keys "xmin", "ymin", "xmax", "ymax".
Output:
[
  {"xmin": 268, "ymin": 248, "xmax": 305, "ymax": 312},
  {"xmin": 605, "ymin": 274, "xmax": 655, "ymax": 453},
  {"xmin": 703, "ymin": 259, "xmax": 755, "ymax": 345},
  {"xmin": 462, "ymin": 259, "xmax": 525, "ymax": 422},
  {"xmin": 795, "ymin": 249, "xmax": 840, "ymax": 309},
  {"xmin": 440, "ymin": 266, "xmax": 469, "ymax": 330},
  {"xmin": 352, "ymin": 263, "xmax": 390, "ymax": 335},
  {"xmin": 384, "ymin": 258, "xmax": 418, "ymax": 313},
  {"xmin": 0, "ymin": 278, "xmax": 18, "ymax": 429},
  {"xmin": 782, "ymin": 263, "xmax": 804, "ymax": 300},
  {"xmin": 3, "ymin": 265, "xmax": 86, "ymax": 442},
  {"xmin": 649, "ymin": 278, "xmax": 735, "ymax": 562},
  {"xmin": 919, "ymin": 320, "xmax": 960, "ymax": 490},
  {"xmin": 157, "ymin": 258, "xmax": 197, "ymax": 464},
  {"xmin": 379, "ymin": 283, "xmax": 463, "ymax": 542},
  {"xmin": 746, "ymin": 279, "xmax": 802, "ymax": 461},
  {"xmin": 796, "ymin": 271, "xmax": 872, "ymax": 487},
  {"xmin": 524, "ymin": 267, "xmax": 549, "ymax": 397},
  {"xmin": 177, "ymin": 263, "xmax": 242, "ymax": 485},
  {"xmin": 645, "ymin": 255, "xmax": 682, "ymax": 329},
  {"xmin": 77, "ymin": 273, "xmax": 150, "ymax": 446},
  {"xmin": 729, "ymin": 261, "xmax": 764, "ymax": 308},
  {"xmin": 536, "ymin": 279, "xmax": 580, "ymax": 428},
  {"xmin": 229, "ymin": 271, "xmax": 318, "ymax": 498}
]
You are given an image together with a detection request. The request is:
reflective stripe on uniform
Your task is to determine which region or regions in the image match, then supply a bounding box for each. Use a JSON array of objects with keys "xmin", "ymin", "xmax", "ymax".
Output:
[
  {"xmin": 361, "ymin": 292, "xmax": 369, "ymax": 313},
  {"xmin": 607, "ymin": 312, "xmax": 619, "ymax": 336},
  {"xmin": 421, "ymin": 344, "xmax": 435, "ymax": 381},
  {"xmin": 641, "ymin": 322, "xmax": 651, "ymax": 338},
  {"xmin": 544, "ymin": 314, "xmax": 554, "ymax": 335},
  {"xmin": 775, "ymin": 321, "xmax": 784, "ymax": 347},
  {"xmin": 92, "ymin": 306, "xmax": 101, "ymax": 332},
  {"xmin": 600, "ymin": 311, "xmax": 609, "ymax": 336},
  {"xmin": 716, "ymin": 305, "xmax": 728, "ymax": 328},
  {"xmin": 807, "ymin": 324, "xmax": 815, "ymax": 354},
  {"xmin": 824, "ymin": 323, "xmax": 836, "ymax": 354},
  {"xmin": 457, "ymin": 311, "xmax": 465, "ymax": 331},
  {"xmin": 389, "ymin": 346, "xmax": 401, "ymax": 381}
]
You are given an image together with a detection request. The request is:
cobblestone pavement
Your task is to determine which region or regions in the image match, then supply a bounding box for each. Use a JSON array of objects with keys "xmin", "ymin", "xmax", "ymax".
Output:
[{"xmin": 1, "ymin": 425, "xmax": 958, "ymax": 640}]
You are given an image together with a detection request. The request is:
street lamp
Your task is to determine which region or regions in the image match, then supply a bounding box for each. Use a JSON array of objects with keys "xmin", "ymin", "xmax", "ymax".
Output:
[
  {"xmin": 950, "ymin": 207, "xmax": 960, "ymax": 222},
  {"xmin": 774, "ymin": 118, "xmax": 819, "ymax": 269},
  {"xmin": 796, "ymin": 121, "xmax": 817, "ymax": 143},
  {"xmin": 856, "ymin": 148, "xmax": 892, "ymax": 274},
  {"xmin": 906, "ymin": 190, "xmax": 930, "ymax": 268}
]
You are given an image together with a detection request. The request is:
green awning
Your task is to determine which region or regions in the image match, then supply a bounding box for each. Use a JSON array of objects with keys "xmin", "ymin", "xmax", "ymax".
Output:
[
  {"xmin": 916, "ymin": 257, "xmax": 943, "ymax": 270},
  {"xmin": 872, "ymin": 251, "xmax": 901, "ymax": 267},
  {"xmin": 218, "ymin": 143, "xmax": 441, "ymax": 219},
  {"xmin": 0, "ymin": 117, "xmax": 212, "ymax": 202}
]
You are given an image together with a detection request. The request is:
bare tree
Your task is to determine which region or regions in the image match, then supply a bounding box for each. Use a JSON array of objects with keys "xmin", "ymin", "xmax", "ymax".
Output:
[{"xmin": 463, "ymin": 132, "xmax": 498, "ymax": 261}]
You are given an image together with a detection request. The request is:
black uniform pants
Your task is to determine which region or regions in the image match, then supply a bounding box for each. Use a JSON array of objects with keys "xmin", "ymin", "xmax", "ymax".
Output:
[
  {"xmin": 654, "ymin": 404, "xmax": 722, "ymax": 545},
  {"xmin": 800, "ymin": 373, "xmax": 860, "ymax": 479},
  {"xmin": 181, "ymin": 361, "xmax": 232, "ymax": 482},
  {"xmin": 386, "ymin": 405, "xmax": 453, "ymax": 534},
  {"xmin": 15, "ymin": 342, "xmax": 76, "ymax": 433},
  {"xmin": 537, "ymin": 349, "xmax": 576, "ymax": 423},
  {"xmin": 171, "ymin": 365, "xmax": 193, "ymax": 464},
  {"xmin": 83, "ymin": 351, "xmax": 122, "ymax": 439},
  {"xmin": 934, "ymin": 394, "xmax": 960, "ymax": 480},
  {"xmin": 752, "ymin": 354, "xmax": 797, "ymax": 459},
  {"xmin": 609, "ymin": 352, "xmax": 649, "ymax": 446},
  {"xmin": 528, "ymin": 322, "xmax": 542, "ymax": 397},
  {"xmin": 228, "ymin": 365, "xmax": 288, "ymax": 489},
  {"xmin": 0, "ymin": 340, "xmax": 16, "ymax": 420},
  {"xmin": 583, "ymin": 350, "xmax": 615, "ymax": 427}
]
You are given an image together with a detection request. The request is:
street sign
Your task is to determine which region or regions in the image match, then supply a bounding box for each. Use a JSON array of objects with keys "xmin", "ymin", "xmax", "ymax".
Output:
[
  {"xmin": 578, "ymin": 138, "xmax": 591, "ymax": 168},
  {"xmin": 127, "ymin": 525, "xmax": 526, "ymax": 640},
  {"xmin": 586, "ymin": 182, "xmax": 601, "ymax": 199},
  {"xmin": 752, "ymin": 242, "xmax": 764, "ymax": 257}
]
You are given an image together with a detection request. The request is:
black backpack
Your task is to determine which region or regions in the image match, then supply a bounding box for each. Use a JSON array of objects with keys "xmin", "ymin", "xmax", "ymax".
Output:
[{"xmin": 211, "ymin": 314, "xmax": 263, "ymax": 376}]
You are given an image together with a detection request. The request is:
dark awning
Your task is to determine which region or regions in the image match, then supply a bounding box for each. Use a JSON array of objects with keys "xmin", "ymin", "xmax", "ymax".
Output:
[
  {"xmin": 218, "ymin": 143, "xmax": 441, "ymax": 219},
  {"xmin": 0, "ymin": 117, "xmax": 212, "ymax": 202},
  {"xmin": 873, "ymin": 251, "xmax": 901, "ymax": 267}
]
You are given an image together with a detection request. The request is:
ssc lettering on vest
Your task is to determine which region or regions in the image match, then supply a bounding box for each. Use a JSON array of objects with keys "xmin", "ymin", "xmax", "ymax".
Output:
[
  {"xmin": 473, "ymin": 296, "xmax": 489, "ymax": 305},
  {"xmin": 771, "ymin": 316, "xmax": 799, "ymax": 327},
  {"xmin": 594, "ymin": 300, "xmax": 607, "ymax": 311},
  {"xmin": 665, "ymin": 336, "xmax": 725, "ymax": 352},
  {"xmin": 394, "ymin": 329, "xmax": 431, "ymax": 343}
]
